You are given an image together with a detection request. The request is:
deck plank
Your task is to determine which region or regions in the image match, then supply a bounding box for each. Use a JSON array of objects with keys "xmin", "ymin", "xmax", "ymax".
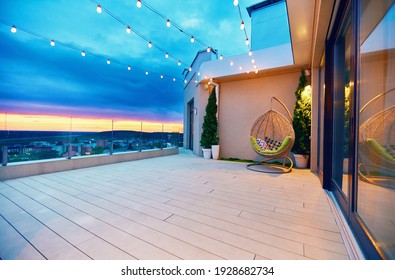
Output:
[{"xmin": 0, "ymin": 150, "xmax": 350, "ymax": 259}]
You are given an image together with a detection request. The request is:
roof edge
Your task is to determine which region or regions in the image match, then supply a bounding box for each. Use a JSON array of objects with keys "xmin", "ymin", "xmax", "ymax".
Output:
[{"xmin": 247, "ymin": 0, "xmax": 285, "ymax": 17}]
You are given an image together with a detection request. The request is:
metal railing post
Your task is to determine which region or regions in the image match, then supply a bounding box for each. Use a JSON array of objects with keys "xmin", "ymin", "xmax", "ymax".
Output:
[
  {"xmin": 2, "ymin": 146, "xmax": 8, "ymax": 166},
  {"xmin": 68, "ymin": 144, "xmax": 72, "ymax": 159}
]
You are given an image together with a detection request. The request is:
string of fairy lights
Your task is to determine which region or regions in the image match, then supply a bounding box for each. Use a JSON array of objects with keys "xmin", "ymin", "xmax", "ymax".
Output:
[
  {"xmin": 1, "ymin": 0, "xmax": 259, "ymax": 86},
  {"xmin": 0, "ymin": 19, "xmax": 183, "ymax": 82}
]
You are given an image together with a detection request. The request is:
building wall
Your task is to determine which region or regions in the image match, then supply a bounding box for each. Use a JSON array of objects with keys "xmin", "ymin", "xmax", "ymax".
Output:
[{"xmin": 217, "ymin": 69, "xmax": 301, "ymax": 160}]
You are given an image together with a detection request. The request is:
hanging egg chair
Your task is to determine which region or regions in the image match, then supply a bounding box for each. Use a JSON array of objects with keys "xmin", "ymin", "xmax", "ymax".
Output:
[
  {"xmin": 358, "ymin": 88, "xmax": 395, "ymax": 188},
  {"xmin": 247, "ymin": 97, "xmax": 295, "ymax": 173}
]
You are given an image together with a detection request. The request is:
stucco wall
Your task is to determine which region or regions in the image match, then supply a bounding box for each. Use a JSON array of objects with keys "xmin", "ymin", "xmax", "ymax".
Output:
[{"xmin": 217, "ymin": 69, "xmax": 300, "ymax": 160}]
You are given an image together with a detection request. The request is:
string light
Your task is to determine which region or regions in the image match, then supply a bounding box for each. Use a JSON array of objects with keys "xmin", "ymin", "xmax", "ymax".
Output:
[
  {"xmin": 96, "ymin": 4, "xmax": 102, "ymax": 13},
  {"xmin": 240, "ymin": 21, "xmax": 245, "ymax": 30},
  {"xmin": 251, "ymin": 58, "xmax": 255, "ymax": 64},
  {"xmin": 165, "ymin": 52, "xmax": 169, "ymax": 58},
  {"xmin": 178, "ymin": 60, "xmax": 181, "ymax": 66},
  {"xmin": 230, "ymin": 61, "xmax": 234, "ymax": 66},
  {"xmin": 1, "ymin": 21, "xmax": 182, "ymax": 83},
  {"xmin": 126, "ymin": 26, "xmax": 131, "ymax": 34},
  {"xmin": 135, "ymin": 0, "xmax": 215, "ymax": 53},
  {"xmin": 189, "ymin": 67, "xmax": 192, "ymax": 72},
  {"xmin": 190, "ymin": 36, "xmax": 195, "ymax": 43},
  {"xmin": 88, "ymin": 0, "xmax": 191, "ymax": 69},
  {"xmin": 173, "ymin": 78, "xmax": 176, "ymax": 81},
  {"xmin": 136, "ymin": 0, "xmax": 142, "ymax": 8},
  {"xmin": 207, "ymin": 47, "xmax": 211, "ymax": 52},
  {"xmin": 184, "ymin": 79, "xmax": 187, "ymax": 84},
  {"xmin": 233, "ymin": 0, "xmax": 239, "ymax": 6},
  {"xmin": 245, "ymin": 37, "xmax": 249, "ymax": 45},
  {"xmin": 160, "ymin": 74, "xmax": 163, "ymax": 79},
  {"xmin": 249, "ymin": 50, "xmax": 252, "ymax": 56},
  {"xmin": 219, "ymin": 54, "xmax": 223, "ymax": 60}
]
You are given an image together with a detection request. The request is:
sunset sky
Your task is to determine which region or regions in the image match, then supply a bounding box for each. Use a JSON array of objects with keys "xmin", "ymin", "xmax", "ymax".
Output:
[{"xmin": 0, "ymin": 0, "xmax": 262, "ymax": 131}]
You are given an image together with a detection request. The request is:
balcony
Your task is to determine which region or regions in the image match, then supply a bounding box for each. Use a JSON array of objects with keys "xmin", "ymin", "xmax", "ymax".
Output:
[{"xmin": 0, "ymin": 149, "xmax": 350, "ymax": 260}]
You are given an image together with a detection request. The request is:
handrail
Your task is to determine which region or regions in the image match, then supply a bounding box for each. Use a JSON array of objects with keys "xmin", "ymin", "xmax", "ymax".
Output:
[
  {"xmin": 360, "ymin": 87, "xmax": 395, "ymax": 114},
  {"xmin": 271, "ymin": 96, "xmax": 293, "ymax": 121}
]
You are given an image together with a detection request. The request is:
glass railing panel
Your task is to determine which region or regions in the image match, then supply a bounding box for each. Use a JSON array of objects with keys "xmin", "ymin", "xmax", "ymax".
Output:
[
  {"xmin": 70, "ymin": 117, "xmax": 113, "ymax": 157},
  {"xmin": 163, "ymin": 124, "xmax": 184, "ymax": 148},
  {"xmin": 112, "ymin": 120, "xmax": 143, "ymax": 153},
  {"xmin": 141, "ymin": 122, "xmax": 165, "ymax": 150},
  {"xmin": 0, "ymin": 114, "xmax": 71, "ymax": 163}
]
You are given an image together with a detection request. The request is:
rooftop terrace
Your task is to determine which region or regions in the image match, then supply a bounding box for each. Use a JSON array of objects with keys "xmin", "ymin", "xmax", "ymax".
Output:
[{"xmin": 0, "ymin": 149, "xmax": 349, "ymax": 260}]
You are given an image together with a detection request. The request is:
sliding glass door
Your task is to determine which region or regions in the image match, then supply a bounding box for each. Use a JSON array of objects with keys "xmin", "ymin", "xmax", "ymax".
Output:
[{"xmin": 326, "ymin": 0, "xmax": 394, "ymax": 259}]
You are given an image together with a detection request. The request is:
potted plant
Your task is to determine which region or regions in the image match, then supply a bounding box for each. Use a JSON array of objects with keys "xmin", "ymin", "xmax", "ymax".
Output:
[
  {"xmin": 292, "ymin": 69, "xmax": 311, "ymax": 168},
  {"xmin": 200, "ymin": 88, "xmax": 218, "ymax": 159},
  {"xmin": 211, "ymin": 132, "xmax": 220, "ymax": 160}
]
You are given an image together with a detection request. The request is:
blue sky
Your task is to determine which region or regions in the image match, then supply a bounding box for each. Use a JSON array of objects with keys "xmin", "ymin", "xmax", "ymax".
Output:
[{"xmin": 0, "ymin": 0, "xmax": 262, "ymax": 123}]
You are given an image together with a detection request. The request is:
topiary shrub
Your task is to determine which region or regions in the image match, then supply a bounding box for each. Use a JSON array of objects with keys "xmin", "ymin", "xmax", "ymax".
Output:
[
  {"xmin": 292, "ymin": 69, "xmax": 311, "ymax": 155},
  {"xmin": 200, "ymin": 88, "xmax": 218, "ymax": 149}
]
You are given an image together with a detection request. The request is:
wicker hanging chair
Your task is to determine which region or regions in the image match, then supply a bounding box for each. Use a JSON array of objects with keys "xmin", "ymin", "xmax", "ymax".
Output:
[
  {"xmin": 247, "ymin": 97, "xmax": 295, "ymax": 173},
  {"xmin": 358, "ymin": 89, "xmax": 395, "ymax": 188}
]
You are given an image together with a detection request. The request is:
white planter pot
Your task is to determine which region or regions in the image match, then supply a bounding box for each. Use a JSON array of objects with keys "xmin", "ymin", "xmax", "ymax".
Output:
[
  {"xmin": 202, "ymin": 148, "xmax": 212, "ymax": 159},
  {"xmin": 294, "ymin": 154, "xmax": 309, "ymax": 168},
  {"xmin": 211, "ymin": 145, "xmax": 220, "ymax": 160}
]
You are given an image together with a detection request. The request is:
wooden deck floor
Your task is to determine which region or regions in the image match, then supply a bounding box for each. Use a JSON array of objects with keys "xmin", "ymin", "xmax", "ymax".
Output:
[{"xmin": 0, "ymin": 149, "xmax": 349, "ymax": 260}]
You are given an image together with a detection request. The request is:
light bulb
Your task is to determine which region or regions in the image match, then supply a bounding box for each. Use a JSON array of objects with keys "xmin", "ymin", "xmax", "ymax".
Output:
[
  {"xmin": 50, "ymin": 40, "xmax": 55, "ymax": 46},
  {"xmin": 189, "ymin": 67, "xmax": 192, "ymax": 72},
  {"xmin": 148, "ymin": 41, "xmax": 152, "ymax": 48},
  {"xmin": 160, "ymin": 75, "xmax": 163, "ymax": 79},
  {"xmin": 239, "ymin": 66, "xmax": 242, "ymax": 70},
  {"xmin": 178, "ymin": 60, "xmax": 181, "ymax": 66},
  {"xmin": 165, "ymin": 53, "xmax": 169, "ymax": 58},
  {"xmin": 245, "ymin": 38, "xmax": 249, "ymax": 45},
  {"xmin": 145, "ymin": 70, "xmax": 148, "ymax": 75},
  {"xmin": 230, "ymin": 61, "xmax": 234, "ymax": 66},
  {"xmin": 11, "ymin": 25, "xmax": 17, "ymax": 33},
  {"xmin": 126, "ymin": 26, "xmax": 131, "ymax": 34},
  {"xmin": 248, "ymin": 50, "xmax": 252, "ymax": 56},
  {"xmin": 97, "ymin": 4, "xmax": 102, "ymax": 13},
  {"xmin": 107, "ymin": 59, "xmax": 111, "ymax": 64},
  {"xmin": 233, "ymin": 0, "xmax": 239, "ymax": 6},
  {"xmin": 166, "ymin": 19, "xmax": 171, "ymax": 27},
  {"xmin": 219, "ymin": 54, "xmax": 223, "ymax": 60},
  {"xmin": 184, "ymin": 79, "xmax": 187, "ymax": 84},
  {"xmin": 240, "ymin": 21, "xmax": 245, "ymax": 30},
  {"xmin": 251, "ymin": 59, "xmax": 255, "ymax": 64},
  {"xmin": 207, "ymin": 47, "xmax": 211, "ymax": 52},
  {"xmin": 173, "ymin": 78, "xmax": 176, "ymax": 82},
  {"xmin": 254, "ymin": 64, "xmax": 257, "ymax": 69},
  {"xmin": 81, "ymin": 50, "xmax": 86, "ymax": 57},
  {"xmin": 128, "ymin": 65, "xmax": 131, "ymax": 71},
  {"xmin": 194, "ymin": 80, "xmax": 198, "ymax": 84},
  {"xmin": 190, "ymin": 36, "xmax": 195, "ymax": 43},
  {"xmin": 137, "ymin": 0, "xmax": 142, "ymax": 8},
  {"xmin": 255, "ymin": 69, "xmax": 259, "ymax": 74},
  {"xmin": 197, "ymin": 72, "xmax": 200, "ymax": 76}
]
